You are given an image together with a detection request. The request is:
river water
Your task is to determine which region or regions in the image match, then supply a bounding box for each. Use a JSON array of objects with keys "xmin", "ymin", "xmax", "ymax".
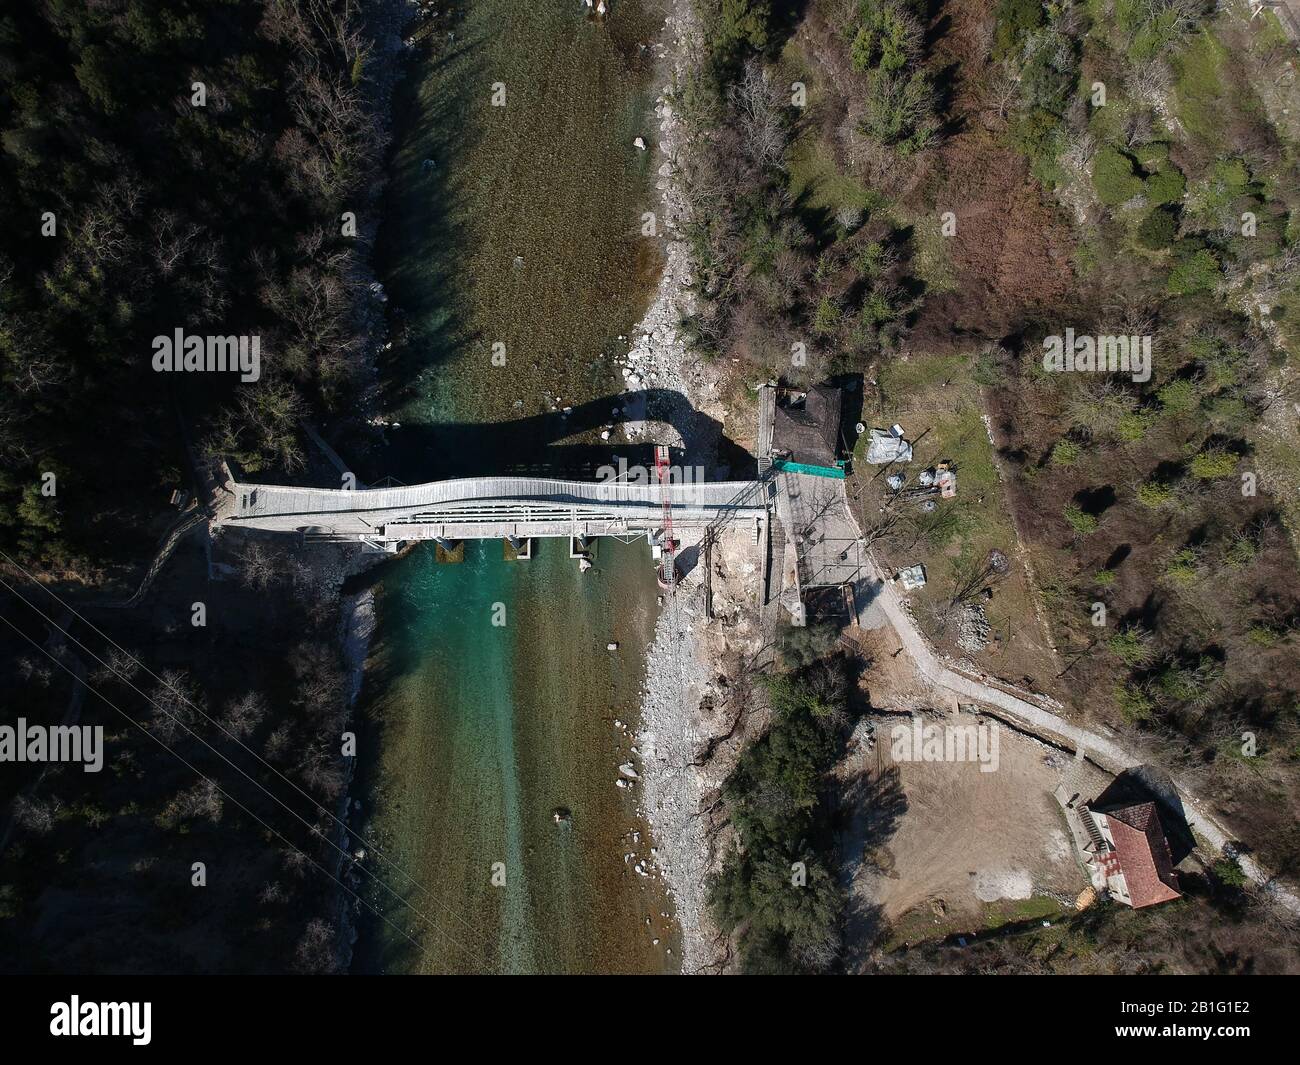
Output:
[{"xmin": 352, "ymin": 0, "xmax": 679, "ymax": 973}]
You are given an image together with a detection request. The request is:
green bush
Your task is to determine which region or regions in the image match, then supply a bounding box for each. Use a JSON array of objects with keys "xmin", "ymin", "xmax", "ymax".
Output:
[
  {"xmin": 1050, "ymin": 438, "xmax": 1081, "ymax": 466},
  {"xmin": 704, "ymin": 0, "xmax": 774, "ymax": 72},
  {"xmin": 1212, "ymin": 858, "xmax": 1248, "ymax": 888},
  {"xmin": 1116, "ymin": 682, "xmax": 1155, "ymax": 723},
  {"xmin": 860, "ymin": 287, "xmax": 899, "ymax": 326},
  {"xmin": 1063, "ymin": 504, "xmax": 1098, "ymax": 535},
  {"xmin": 860, "ymin": 68, "xmax": 938, "ymax": 155},
  {"xmin": 1167, "ymin": 245, "xmax": 1220, "ymax": 296},
  {"xmin": 1136, "ymin": 207, "xmax": 1177, "ymax": 249},
  {"xmin": 813, "ymin": 295, "xmax": 842, "ymax": 335},
  {"xmin": 1019, "ymin": 29, "xmax": 1076, "ymax": 115},
  {"xmin": 993, "ymin": 0, "xmax": 1045, "ymax": 60},
  {"xmin": 1223, "ymin": 537, "xmax": 1257, "ymax": 568},
  {"xmin": 1165, "ymin": 548, "xmax": 1200, "ymax": 585},
  {"xmin": 1157, "ymin": 378, "xmax": 1199, "ymax": 416},
  {"xmin": 1206, "ymin": 396, "xmax": 1248, "ymax": 433},
  {"xmin": 1143, "ymin": 167, "xmax": 1186, "ymax": 206},
  {"xmin": 854, "ymin": 241, "xmax": 887, "ymax": 279},
  {"xmin": 849, "ymin": 1, "xmax": 920, "ymax": 75},
  {"xmin": 1108, "ymin": 627, "xmax": 1153, "ymax": 666},
  {"xmin": 1189, "ymin": 447, "xmax": 1237, "ymax": 480},
  {"xmin": 1093, "ymin": 146, "xmax": 1145, "ymax": 206},
  {"xmin": 1136, "ymin": 481, "xmax": 1173, "ymax": 508},
  {"xmin": 1247, "ymin": 625, "xmax": 1281, "ymax": 648},
  {"xmin": 1116, "ymin": 412, "xmax": 1148, "ymax": 441}
]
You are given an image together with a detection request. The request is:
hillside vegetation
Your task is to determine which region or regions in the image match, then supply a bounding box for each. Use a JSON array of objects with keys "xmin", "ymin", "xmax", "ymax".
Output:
[
  {"xmin": 692, "ymin": 0, "xmax": 1300, "ymax": 972},
  {"xmin": 0, "ymin": 0, "xmax": 383, "ymax": 573}
]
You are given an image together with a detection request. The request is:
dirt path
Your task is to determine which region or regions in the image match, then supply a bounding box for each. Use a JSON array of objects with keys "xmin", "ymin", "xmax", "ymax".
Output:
[{"xmin": 841, "ymin": 487, "xmax": 1300, "ymax": 918}]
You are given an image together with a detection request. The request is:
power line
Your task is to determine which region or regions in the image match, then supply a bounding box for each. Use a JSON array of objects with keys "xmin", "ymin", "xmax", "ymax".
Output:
[
  {"xmin": 0, "ymin": 609, "xmax": 433, "ymax": 973},
  {"xmin": 0, "ymin": 558, "xmax": 494, "ymax": 969},
  {"xmin": 0, "ymin": 545, "xmax": 495, "ymax": 956}
]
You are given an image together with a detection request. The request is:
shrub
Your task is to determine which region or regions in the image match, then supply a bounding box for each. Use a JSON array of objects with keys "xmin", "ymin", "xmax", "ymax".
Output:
[
  {"xmin": 1108, "ymin": 627, "xmax": 1154, "ymax": 666},
  {"xmin": 854, "ymin": 241, "xmax": 887, "ymax": 279},
  {"xmin": 860, "ymin": 68, "xmax": 938, "ymax": 155},
  {"xmin": 1116, "ymin": 412, "xmax": 1148, "ymax": 441},
  {"xmin": 1189, "ymin": 448, "xmax": 1237, "ymax": 480},
  {"xmin": 704, "ymin": 0, "xmax": 774, "ymax": 73},
  {"xmin": 1136, "ymin": 207, "xmax": 1177, "ymax": 249},
  {"xmin": 1116, "ymin": 682, "xmax": 1155, "ymax": 723},
  {"xmin": 1019, "ymin": 29, "xmax": 1075, "ymax": 115},
  {"xmin": 1136, "ymin": 481, "xmax": 1173, "ymax": 507},
  {"xmin": 1165, "ymin": 548, "xmax": 1199, "ymax": 584},
  {"xmin": 1143, "ymin": 167, "xmax": 1186, "ymax": 206},
  {"xmin": 1187, "ymin": 157, "xmax": 1257, "ymax": 220},
  {"xmin": 1050, "ymin": 439, "xmax": 1081, "ymax": 467},
  {"xmin": 1063, "ymin": 504, "xmax": 1098, "ymax": 534},
  {"xmin": 1157, "ymin": 378, "xmax": 1198, "ymax": 416},
  {"xmin": 860, "ymin": 287, "xmax": 899, "ymax": 326},
  {"xmin": 993, "ymin": 0, "xmax": 1045, "ymax": 60},
  {"xmin": 1167, "ymin": 245, "xmax": 1220, "ymax": 296},
  {"xmin": 849, "ymin": 1, "xmax": 921, "ymax": 75},
  {"xmin": 1093, "ymin": 146, "xmax": 1145, "ymax": 206},
  {"xmin": 1213, "ymin": 858, "xmax": 1248, "ymax": 889},
  {"xmin": 1223, "ymin": 537, "xmax": 1257, "ymax": 568},
  {"xmin": 1206, "ymin": 396, "xmax": 1248, "ymax": 433},
  {"xmin": 1247, "ymin": 625, "xmax": 1281, "ymax": 648},
  {"xmin": 1156, "ymin": 661, "xmax": 1214, "ymax": 704},
  {"xmin": 813, "ymin": 295, "xmax": 842, "ymax": 335}
]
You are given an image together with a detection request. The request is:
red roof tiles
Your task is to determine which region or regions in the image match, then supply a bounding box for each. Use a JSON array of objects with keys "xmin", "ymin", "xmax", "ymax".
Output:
[{"xmin": 1104, "ymin": 802, "xmax": 1182, "ymax": 908}]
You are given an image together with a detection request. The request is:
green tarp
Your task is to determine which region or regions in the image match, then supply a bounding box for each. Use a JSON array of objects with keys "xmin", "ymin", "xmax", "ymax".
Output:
[{"xmin": 771, "ymin": 458, "xmax": 846, "ymax": 479}]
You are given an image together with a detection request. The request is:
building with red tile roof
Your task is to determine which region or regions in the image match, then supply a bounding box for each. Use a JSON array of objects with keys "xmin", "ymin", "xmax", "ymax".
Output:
[{"xmin": 1087, "ymin": 801, "xmax": 1182, "ymax": 908}]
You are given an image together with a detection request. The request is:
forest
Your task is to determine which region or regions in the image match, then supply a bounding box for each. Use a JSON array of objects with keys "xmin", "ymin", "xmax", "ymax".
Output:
[
  {"xmin": 694, "ymin": 0, "xmax": 1300, "ymax": 972},
  {"xmin": 0, "ymin": 0, "xmax": 388, "ymax": 973}
]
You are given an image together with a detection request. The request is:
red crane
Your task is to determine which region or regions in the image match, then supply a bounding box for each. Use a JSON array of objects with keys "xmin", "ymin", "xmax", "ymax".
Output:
[{"xmin": 655, "ymin": 445, "xmax": 676, "ymax": 591}]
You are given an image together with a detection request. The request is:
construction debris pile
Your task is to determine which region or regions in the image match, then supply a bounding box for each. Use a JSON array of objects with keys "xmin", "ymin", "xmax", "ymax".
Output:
[{"xmin": 957, "ymin": 601, "xmax": 992, "ymax": 654}]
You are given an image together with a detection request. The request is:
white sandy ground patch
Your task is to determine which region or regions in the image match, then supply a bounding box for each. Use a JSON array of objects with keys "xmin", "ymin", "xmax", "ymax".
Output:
[{"xmin": 973, "ymin": 868, "xmax": 1033, "ymax": 903}]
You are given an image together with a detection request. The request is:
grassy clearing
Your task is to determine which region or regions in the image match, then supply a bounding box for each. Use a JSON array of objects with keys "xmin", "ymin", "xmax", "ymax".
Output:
[
  {"xmin": 787, "ymin": 130, "xmax": 879, "ymax": 240},
  {"xmin": 883, "ymin": 905, "xmax": 963, "ymax": 950},
  {"xmin": 883, "ymin": 894, "xmax": 1061, "ymax": 950},
  {"xmin": 903, "ymin": 211, "xmax": 957, "ymax": 296},
  {"xmin": 851, "ymin": 351, "xmax": 1060, "ymax": 683},
  {"xmin": 982, "ymin": 894, "xmax": 1063, "ymax": 931},
  {"xmin": 1172, "ymin": 29, "xmax": 1230, "ymax": 148},
  {"xmin": 866, "ymin": 356, "xmax": 1008, "ymax": 569}
]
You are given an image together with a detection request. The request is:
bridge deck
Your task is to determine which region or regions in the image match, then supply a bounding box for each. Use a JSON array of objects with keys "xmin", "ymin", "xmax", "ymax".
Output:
[{"xmin": 217, "ymin": 476, "xmax": 770, "ymax": 540}]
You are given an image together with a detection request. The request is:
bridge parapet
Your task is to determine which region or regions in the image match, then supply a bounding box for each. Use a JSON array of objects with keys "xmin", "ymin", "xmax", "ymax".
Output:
[{"xmin": 215, "ymin": 476, "xmax": 770, "ymax": 542}]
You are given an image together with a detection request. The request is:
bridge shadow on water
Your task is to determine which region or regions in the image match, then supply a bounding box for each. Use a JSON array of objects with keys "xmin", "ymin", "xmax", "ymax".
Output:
[{"xmin": 357, "ymin": 387, "xmax": 756, "ymax": 485}]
